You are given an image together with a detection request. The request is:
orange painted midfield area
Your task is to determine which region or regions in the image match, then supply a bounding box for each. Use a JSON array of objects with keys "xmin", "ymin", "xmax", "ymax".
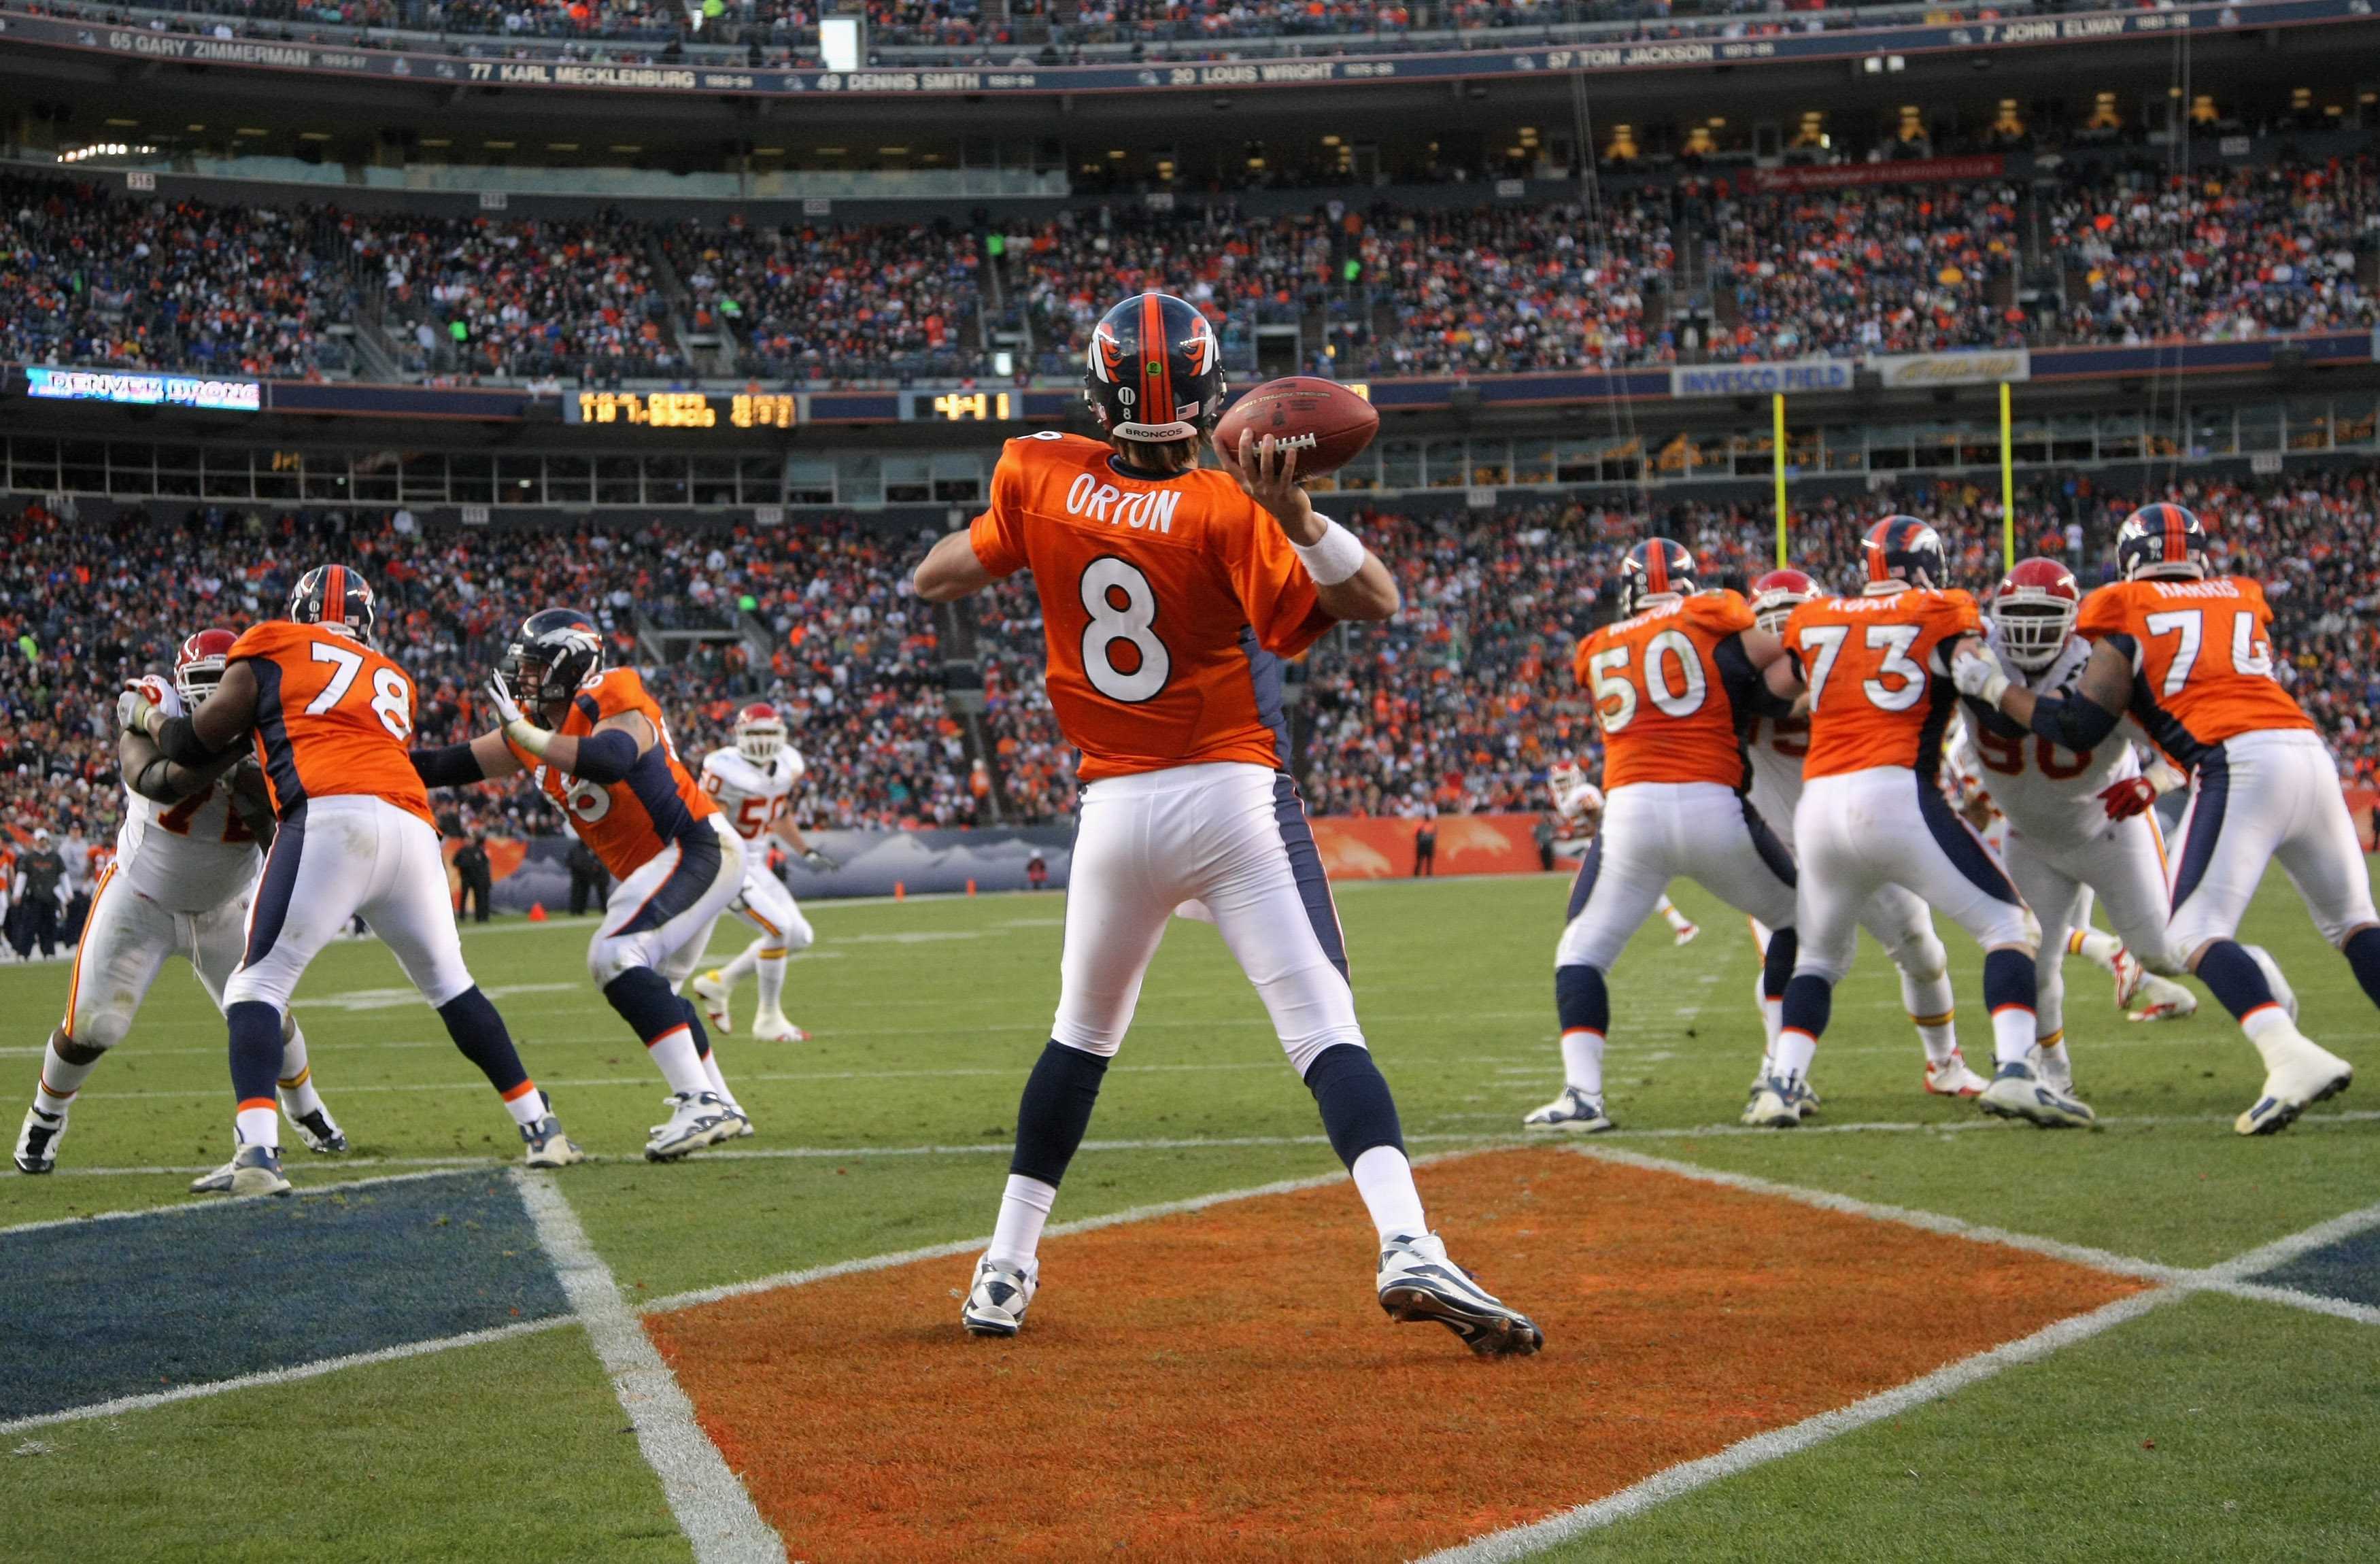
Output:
[{"xmin": 649, "ymin": 1150, "xmax": 2143, "ymax": 1563}]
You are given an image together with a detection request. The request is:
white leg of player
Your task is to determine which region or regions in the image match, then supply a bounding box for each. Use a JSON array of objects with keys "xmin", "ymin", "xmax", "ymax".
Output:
[
  {"xmin": 734, "ymin": 871, "xmax": 811, "ymax": 1039},
  {"xmin": 23, "ymin": 868, "xmax": 173, "ymax": 1164},
  {"xmin": 1859, "ymin": 886, "xmax": 1960, "ymax": 1069}
]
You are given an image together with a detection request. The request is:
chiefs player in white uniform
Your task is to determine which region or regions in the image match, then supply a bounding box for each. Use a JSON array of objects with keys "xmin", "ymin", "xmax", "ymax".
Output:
[
  {"xmin": 13, "ymin": 631, "xmax": 347, "ymax": 1174},
  {"xmin": 1739, "ymin": 569, "xmax": 1989, "ymax": 1107},
  {"xmin": 691, "ymin": 702, "xmax": 838, "ymax": 1043},
  {"xmin": 1951, "ymin": 559, "xmax": 2203, "ymax": 1093}
]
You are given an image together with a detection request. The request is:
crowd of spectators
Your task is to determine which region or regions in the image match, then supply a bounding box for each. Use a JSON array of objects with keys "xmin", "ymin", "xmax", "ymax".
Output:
[
  {"xmin": 11, "ymin": 160, "xmax": 2378, "ymax": 386},
  {"xmin": 9, "ymin": 460, "xmax": 2380, "ymax": 868}
]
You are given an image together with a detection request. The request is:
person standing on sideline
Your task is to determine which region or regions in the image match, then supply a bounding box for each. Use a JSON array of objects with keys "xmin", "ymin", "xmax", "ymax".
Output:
[
  {"xmin": 913, "ymin": 290, "xmax": 1540, "ymax": 1357},
  {"xmin": 566, "ymin": 835, "xmax": 610, "ymax": 915},
  {"xmin": 1412, "ymin": 813, "xmax": 1438, "ymax": 877},
  {"xmin": 13, "ymin": 830, "xmax": 67, "ymax": 959},
  {"xmin": 454, "ymin": 835, "xmax": 494, "ymax": 923}
]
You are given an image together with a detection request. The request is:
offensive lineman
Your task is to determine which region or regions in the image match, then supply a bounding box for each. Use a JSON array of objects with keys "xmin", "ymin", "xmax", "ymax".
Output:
[
  {"xmin": 411, "ymin": 610, "xmax": 752, "ymax": 1159},
  {"xmin": 1740, "ymin": 568, "xmax": 1988, "ymax": 1109},
  {"xmin": 913, "ymin": 290, "xmax": 1540, "ymax": 1355},
  {"xmin": 691, "ymin": 702, "xmax": 838, "ymax": 1043},
  {"xmin": 1520, "ymin": 539, "xmax": 1801, "ymax": 1134},
  {"xmin": 1758, "ymin": 518, "xmax": 2092, "ymax": 1130},
  {"xmin": 131, "ymin": 568, "xmax": 579, "ymax": 1194},
  {"xmin": 1953, "ymin": 558, "xmax": 2203, "ymax": 1093},
  {"xmin": 1956, "ymin": 503, "xmax": 2369, "ymax": 1134},
  {"xmin": 14, "ymin": 631, "xmax": 347, "ymax": 1174}
]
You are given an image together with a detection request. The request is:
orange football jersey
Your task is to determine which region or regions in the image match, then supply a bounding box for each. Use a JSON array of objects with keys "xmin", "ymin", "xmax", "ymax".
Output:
[
  {"xmin": 969, "ymin": 432, "xmax": 1336, "ymax": 780},
  {"xmin": 534, "ymin": 668, "xmax": 718, "ymax": 879},
  {"xmin": 1575, "ymin": 591, "xmax": 1760, "ymax": 789},
  {"xmin": 1783, "ymin": 589, "xmax": 1983, "ymax": 780},
  {"xmin": 233, "ymin": 621, "xmax": 433, "ymax": 826},
  {"xmin": 2074, "ymin": 577, "xmax": 2311, "ymax": 764}
]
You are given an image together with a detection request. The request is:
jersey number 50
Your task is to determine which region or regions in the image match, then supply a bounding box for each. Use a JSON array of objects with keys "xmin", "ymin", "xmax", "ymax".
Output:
[
  {"xmin": 1586, "ymin": 630, "xmax": 1707, "ymax": 733},
  {"xmin": 1080, "ymin": 556, "xmax": 1172, "ymax": 704}
]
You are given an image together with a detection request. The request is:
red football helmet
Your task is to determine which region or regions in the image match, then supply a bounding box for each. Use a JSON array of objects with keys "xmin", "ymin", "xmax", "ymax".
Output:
[
  {"xmin": 1991, "ymin": 557, "xmax": 2081, "ymax": 671},
  {"xmin": 1748, "ymin": 568, "xmax": 1817, "ymax": 635},
  {"xmin": 733, "ymin": 702, "xmax": 787, "ymax": 762},
  {"xmin": 174, "ymin": 628, "xmax": 240, "ymax": 705}
]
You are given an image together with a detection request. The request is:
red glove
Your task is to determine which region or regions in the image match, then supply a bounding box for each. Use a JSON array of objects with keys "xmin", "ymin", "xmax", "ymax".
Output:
[{"xmin": 2098, "ymin": 777, "xmax": 2158, "ymax": 821}]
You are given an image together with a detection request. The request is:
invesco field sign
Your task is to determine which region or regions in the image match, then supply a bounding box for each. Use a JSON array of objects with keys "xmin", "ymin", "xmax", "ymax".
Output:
[{"xmin": 1669, "ymin": 350, "xmax": 2027, "ymax": 398}]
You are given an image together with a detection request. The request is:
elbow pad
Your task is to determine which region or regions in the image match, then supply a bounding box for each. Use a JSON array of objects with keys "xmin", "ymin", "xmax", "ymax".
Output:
[
  {"xmin": 570, "ymin": 728, "xmax": 640, "ymax": 785},
  {"xmin": 411, "ymin": 743, "xmax": 487, "ymax": 789},
  {"xmin": 154, "ymin": 714, "xmax": 224, "ymax": 767},
  {"xmin": 2029, "ymin": 694, "xmax": 2122, "ymax": 752}
]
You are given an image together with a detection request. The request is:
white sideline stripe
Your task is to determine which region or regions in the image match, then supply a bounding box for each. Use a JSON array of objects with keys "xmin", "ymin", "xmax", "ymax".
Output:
[
  {"xmin": 511, "ymin": 1169, "xmax": 785, "ymax": 1564},
  {"xmin": 0, "ymin": 1166, "xmax": 505, "ymax": 1240},
  {"xmin": 639, "ymin": 1168, "xmax": 1355, "ymax": 1316},
  {"xmin": 1411, "ymin": 1289, "xmax": 2179, "ymax": 1564},
  {"xmin": 0, "ymin": 1316, "xmax": 572, "ymax": 1439}
]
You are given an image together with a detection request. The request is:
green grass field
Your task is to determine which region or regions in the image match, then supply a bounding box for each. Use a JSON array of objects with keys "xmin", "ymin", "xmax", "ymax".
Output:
[{"xmin": 2, "ymin": 868, "xmax": 2376, "ymax": 1562}]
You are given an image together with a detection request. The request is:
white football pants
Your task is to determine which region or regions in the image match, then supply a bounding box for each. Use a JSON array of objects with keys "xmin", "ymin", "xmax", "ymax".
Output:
[
  {"xmin": 1054, "ymin": 762, "xmax": 1359, "ymax": 1074},
  {"xmin": 2006, "ymin": 813, "xmax": 2181, "ymax": 1040},
  {"xmin": 2167, "ymin": 728, "xmax": 2377, "ymax": 954},
  {"xmin": 590, "ymin": 816, "xmax": 747, "ymax": 989},
  {"xmin": 63, "ymin": 862, "xmax": 250, "ymax": 1049},
  {"xmin": 1555, "ymin": 781, "xmax": 1797, "ymax": 972}
]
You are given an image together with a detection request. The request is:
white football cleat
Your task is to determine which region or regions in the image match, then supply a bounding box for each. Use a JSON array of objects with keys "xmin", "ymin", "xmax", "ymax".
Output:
[
  {"xmin": 961, "ymin": 1255, "xmax": 1038, "ymax": 1338},
  {"xmin": 288, "ymin": 1106, "xmax": 348, "ymax": 1155},
  {"xmin": 14, "ymin": 1104, "xmax": 66, "ymax": 1174},
  {"xmin": 2030, "ymin": 1044, "xmax": 2076, "ymax": 1096},
  {"xmin": 715, "ymin": 1101, "xmax": 755, "ymax": 1139},
  {"xmin": 520, "ymin": 1102, "xmax": 585, "ymax": 1168},
  {"xmin": 2110, "ymin": 945, "xmax": 2148, "ymax": 1008},
  {"xmin": 1742, "ymin": 1076, "xmax": 1802, "ymax": 1128},
  {"xmin": 2126, "ymin": 972, "xmax": 2198, "ymax": 1021},
  {"xmin": 645, "ymin": 1091, "xmax": 735, "ymax": 1161},
  {"xmin": 1924, "ymin": 1049, "xmax": 1990, "ymax": 1098},
  {"xmin": 1377, "ymin": 1232, "xmax": 1543, "ymax": 1357},
  {"xmin": 748, "ymin": 1010, "xmax": 810, "ymax": 1043},
  {"xmin": 1977, "ymin": 1060, "xmax": 2094, "ymax": 1128},
  {"xmin": 189, "ymin": 1143, "xmax": 292, "ymax": 1196},
  {"xmin": 1671, "ymin": 919, "xmax": 1701, "ymax": 947},
  {"xmin": 2244, "ymin": 945, "xmax": 2299, "ymax": 1022},
  {"xmin": 692, "ymin": 970, "xmax": 735, "ymax": 1036},
  {"xmin": 1520, "ymin": 1085, "xmax": 1614, "ymax": 1133},
  {"xmin": 2237, "ymin": 1036, "xmax": 2351, "ymax": 1136}
]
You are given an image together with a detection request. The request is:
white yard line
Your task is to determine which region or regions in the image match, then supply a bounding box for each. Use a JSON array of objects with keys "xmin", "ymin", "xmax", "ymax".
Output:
[
  {"xmin": 511, "ymin": 1169, "xmax": 785, "ymax": 1564},
  {"xmin": 1411, "ymin": 1289, "xmax": 2179, "ymax": 1564},
  {"xmin": 0, "ymin": 1166, "xmax": 501, "ymax": 1239}
]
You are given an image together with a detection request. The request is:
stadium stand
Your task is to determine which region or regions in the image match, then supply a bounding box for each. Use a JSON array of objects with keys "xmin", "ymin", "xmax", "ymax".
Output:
[{"xmin": 7, "ymin": 465, "xmax": 2378, "ymax": 855}]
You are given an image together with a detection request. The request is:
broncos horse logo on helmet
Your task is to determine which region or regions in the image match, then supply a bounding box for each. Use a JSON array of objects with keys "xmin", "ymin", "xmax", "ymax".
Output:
[
  {"xmin": 2115, "ymin": 501, "xmax": 2209, "ymax": 581},
  {"xmin": 1083, "ymin": 291, "xmax": 1226, "ymax": 445},
  {"xmin": 1615, "ymin": 537, "xmax": 1697, "ymax": 618},
  {"xmin": 499, "ymin": 608, "xmax": 606, "ymax": 719},
  {"xmin": 287, "ymin": 564, "xmax": 378, "ymax": 643},
  {"xmin": 1863, "ymin": 515, "xmax": 1949, "ymax": 592}
]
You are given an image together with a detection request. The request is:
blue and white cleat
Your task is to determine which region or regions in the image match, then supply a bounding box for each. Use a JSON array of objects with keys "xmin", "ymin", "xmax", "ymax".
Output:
[
  {"xmin": 289, "ymin": 1106, "xmax": 348, "ymax": 1155},
  {"xmin": 1977, "ymin": 1059, "xmax": 2095, "ymax": 1127},
  {"xmin": 1741, "ymin": 1075, "xmax": 1803, "ymax": 1128},
  {"xmin": 1521, "ymin": 1085, "xmax": 1614, "ymax": 1134},
  {"xmin": 645, "ymin": 1091, "xmax": 734, "ymax": 1161},
  {"xmin": 1378, "ymin": 1232, "xmax": 1542, "ymax": 1357},
  {"xmin": 14, "ymin": 1104, "xmax": 65, "ymax": 1174},
  {"xmin": 520, "ymin": 1103, "xmax": 585, "ymax": 1168},
  {"xmin": 2237, "ymin": 1036, "xmax": 2351, "ymax": 1136},
  {"xmin": 961, "ymin": 1255, "xmax": 1038, "ymax": 1338},
  {"xmin": 190, "ymin": 1143, "xmax": 292, "ymax": 1197}
]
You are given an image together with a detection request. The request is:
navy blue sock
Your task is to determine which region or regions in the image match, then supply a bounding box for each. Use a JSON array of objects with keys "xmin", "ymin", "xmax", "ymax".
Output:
[
  {"xmin": 1982, "ymin": 947, "xmax": 2037, "ymax": 1013},
  {"xmin": 602, "ymin": 967, "xmax": 694, "ymax": 1044},
  {"xmin": 1555, "ymin": 964, "xmax": 1608, "ymax": 1036},
  {"xmin": 679, "ymin": 998, "xmax": 712, "ymax": 1061},
  {"xmin": 1761, "ymin": 927, "xmax": 1799, "ymax": 1002},
  {"xmin": 226, "ymin": 1000, "xmax": 284, "ymax": 1104},
  {"xmin": 2345, "ymin": 928, "xmax": 2380, "ymax": 1010},
  {"xmin": 436, "ymin": 986, "xmax": 530, "ymax": 1098},
  {"xmin": 2195, "ymin": 940, "xmax": 2279, "ymax": 1022},
  {"xmin": 1780, "ymin": 974, "xmax": 1832, "ymax": 1039},
  {"xmin": 1302, "ymin": 1042, "xmax": 1406, "ymax": 1168},
  {"xmin": 1010, "ymin": 1040, "xmax": 1108, "ymax": 1187}
]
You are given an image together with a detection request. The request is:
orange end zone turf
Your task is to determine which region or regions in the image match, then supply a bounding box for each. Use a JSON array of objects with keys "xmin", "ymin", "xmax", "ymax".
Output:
[{"xmin": 647, "ymin": 1149, "xmax": 2144, "ymax": 1563}]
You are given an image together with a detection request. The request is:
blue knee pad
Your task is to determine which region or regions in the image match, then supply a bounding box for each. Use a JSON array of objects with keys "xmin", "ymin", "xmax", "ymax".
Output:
[
  {"xmin": 1982, "ymin": 947, "xmax": 2037, "ymax": 1013},
  {"xmin": 1302, "ymin": 1042, "xmax": 1405, "ymax": 1169},
  {"xmin": 437, "ymin": 986, "xmax": 530, "ymax": 1098},
  {"xmin": 1780, "ymin": 974, "xmax": 1832, "ymax": 1039},
  {"xmin": 1761, "ymin": 927, "xmax": 1799, "ymax": 1002},
  {"xmin": 1010, "ymin": 1040, "xmax": 1109, "ymax": 1187},
  {"xmin": 1555, "ymin": 964, "xmax": 1608, "ymax": 1036},
  {"xmin": 2195, "ymin": 940, "xmax": 2279, "ymax": 1022},
  {"xmin": 227, "ymin": 1001, "xmax": 284, "ymax": 1103}
]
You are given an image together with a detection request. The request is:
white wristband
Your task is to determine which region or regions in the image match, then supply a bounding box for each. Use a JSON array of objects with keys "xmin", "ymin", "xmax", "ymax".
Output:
[
  {"xmin": 504, "ymin": 717, "xmax": 554, "ymax": 759},
  {"xmin": 1291, "ymin": 517, "xmax": 1367, "ymax": 587}
]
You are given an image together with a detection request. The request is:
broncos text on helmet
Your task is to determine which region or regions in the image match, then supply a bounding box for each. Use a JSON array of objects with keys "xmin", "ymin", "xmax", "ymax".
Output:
[
  {"xmin": 2115, "ymin": 502, "xmax": 2209, "ymax": 582},
  {"xmin": 1083, "ymin": 291, "xmax": 1226, "ymax": 445},
  {"xmin": 1616, "ymin": 537, "xmax": 1696, "ymax": 618},
  {"xmin": 287, "ymin": 564, "xmax": 377, "ymax": 643},
  {"xmin": 1862, "ymin": 515, "xmax": 1949, "ymax": 592}
]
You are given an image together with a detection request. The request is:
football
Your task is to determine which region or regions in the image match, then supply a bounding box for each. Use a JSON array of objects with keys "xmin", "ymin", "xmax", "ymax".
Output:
[{"xmin": 1214, "ymin": 376, "xmax": 1380, "ymax": 477}]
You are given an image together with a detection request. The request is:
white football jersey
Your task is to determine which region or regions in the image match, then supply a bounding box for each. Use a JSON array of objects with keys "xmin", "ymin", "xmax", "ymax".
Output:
[
  {"xmin": 1743, "ymin": 713, "xmax": 1809, "ymax": 850},
  {"xmin": 115, "ymin": 764, "xmax": 265, "ymax": 915},
  {"xmin": 1952, "ymin": 628, "xmax": 2140, "ymax": 849},
  {"xmin": 699, "ymin": 745, "xmax": 806, "ymax": 841}
]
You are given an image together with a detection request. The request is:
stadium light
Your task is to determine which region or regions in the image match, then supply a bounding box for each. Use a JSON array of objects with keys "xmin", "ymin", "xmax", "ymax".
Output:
[{"xmin": 821, "ymin": 17, "xmax": 862, "ymax": 72}]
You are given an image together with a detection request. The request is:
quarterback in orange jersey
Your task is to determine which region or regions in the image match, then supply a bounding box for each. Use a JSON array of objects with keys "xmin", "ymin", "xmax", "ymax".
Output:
[
  {"xmin": 409, "ymin": 609, "xmax": 751, "ymax": 1162},
  {"xmin": 1519, "ymin": 539, "xmax": 1802, "ymax": 1135},
  {"xmin": 1758, "ymin": 517, "xmax": 2092, "ymax": 1132},
  {"xmin": 130, "ymin": 566, "xmax": 579, "ymax": 1196},
  {"xmin": 913, "ymin": 290, "xmax": 1540, "ymax": 1357},
  {"xmin": 1957, "ymin": 502, "xmax": 2370, "ymax": 1135}
]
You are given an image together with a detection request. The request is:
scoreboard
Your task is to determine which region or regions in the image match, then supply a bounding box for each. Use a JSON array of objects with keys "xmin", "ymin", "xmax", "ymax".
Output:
[{"xmin": 568, "ymin": 391, "xmax": 798, "ymax": 428}]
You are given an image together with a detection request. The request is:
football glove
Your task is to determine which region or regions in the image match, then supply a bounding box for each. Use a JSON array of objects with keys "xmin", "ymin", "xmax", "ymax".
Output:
[
  {"xmin": 485, "ymin": 670, "xmax": 551, "ymax": 758},
  {"xmin": 2098, "ymin": 777, "xmax": 2160, "ymax": 822},
  {"xmin": 1950, "ymin": 650, "xmax": 2011, "ymax": 708},
  {"xmin": 119, "ymin": 675, "xmax": 180, "ymax": 736},
  {"xmin": 799, "ymin": 848, "xmax": 840, "ymax": 874}
]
